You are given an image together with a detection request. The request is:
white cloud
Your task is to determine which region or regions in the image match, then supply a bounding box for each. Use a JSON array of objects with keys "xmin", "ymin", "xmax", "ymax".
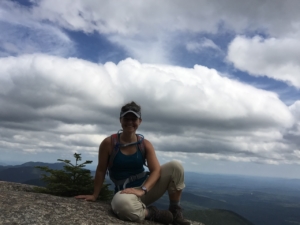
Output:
[
  {"xmin": 31, "ymin": 0, "xmax": 219, "ymax": 35},
  {"xmin": 2, "ymin": 0, "xmax": 300, "ymax": 66},
  {"xmin": 30, "ymin": 0, "xmax": 300, "ymax": 37},
  {"xmin": 0, "ymin": 1, "xmax": 75, "ymax": 57},
  {"xmin": 108, "ymin": 35, "xmax": 171, "ymax": 64},
  {"xmin": 186, "ymin": 39, "xmax": 222, "ymax": 53},
  {"xmin": 286, "ymin": 101, "xmax": 300, "ymax": 137},
  {"xmin": 0, "ymin": 54, "xmax": 296, "ymax": 165},
  {"xmin": 12, "ymin": 0, "xmax": 297, "ymax": 64},
  {"xmin": 227, "ymin": 35, "xmax": 300, "ymax": 88},
  {"xmin": 289, "ymin": 100, "xmax": 300, "ymax": 120}
]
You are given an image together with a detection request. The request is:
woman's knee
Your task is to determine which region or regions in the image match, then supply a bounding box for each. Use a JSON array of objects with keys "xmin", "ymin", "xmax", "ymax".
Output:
[
  {"xmin": 162, "ymin": 160, "xmax": 184, "ymax": 175},
  {"xmin": 111, "ymin": 192, "xmax": 145, "ymax": 222},
  {"xmin": 170, "ymin": 160, "xmax": 184, "ymax": 173},
  {"xmin": 162, "ymin": 160, "xmax": 185, "ymax": 192}
]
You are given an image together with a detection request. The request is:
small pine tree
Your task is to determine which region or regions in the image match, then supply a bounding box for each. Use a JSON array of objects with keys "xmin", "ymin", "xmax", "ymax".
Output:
[{"xmin": 34, "ymin": 153, "xmax": 113, "ymax": 201}]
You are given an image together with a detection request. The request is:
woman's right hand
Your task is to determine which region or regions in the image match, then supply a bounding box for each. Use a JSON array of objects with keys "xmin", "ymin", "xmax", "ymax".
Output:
[{"xmin": 75, "ymin": 195, "xmax": 97, "ymax": 201}]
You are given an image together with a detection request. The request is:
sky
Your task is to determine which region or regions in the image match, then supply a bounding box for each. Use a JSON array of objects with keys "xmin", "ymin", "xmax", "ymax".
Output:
[{"xmin": 1, "ymin": 0, "xmax": 300, "ymax": 179}]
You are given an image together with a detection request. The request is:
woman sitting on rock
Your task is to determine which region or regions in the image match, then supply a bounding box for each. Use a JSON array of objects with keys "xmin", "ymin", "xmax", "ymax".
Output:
[{"xmin": 76, "ymin": 101, "xmax": 190, "ymax": 225}]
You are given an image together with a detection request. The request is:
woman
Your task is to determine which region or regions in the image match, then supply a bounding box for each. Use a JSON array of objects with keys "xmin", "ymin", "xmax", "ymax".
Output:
[{"xmin": 76, "ymin": 101, "xmax": 190, "ymax": 225}]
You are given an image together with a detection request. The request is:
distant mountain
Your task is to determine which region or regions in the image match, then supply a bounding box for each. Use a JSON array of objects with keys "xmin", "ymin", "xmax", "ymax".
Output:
[
  {"xmin": 0, "ymin": 161, "xmax": 17, "ymax": 166},
  {"xmin": 182, "ymin": 191, "xmax": 234, "ymax": 210},
  {"xmin": 0, "ymin": 165, "xmax": 14, "ymax": 172},
  {"xmin": 182, "ymin": 172, "xmax": 300, "ymax": 225},
  {"xmin": 0, "ymin": 166, "xmax": 41, "ymax": 183},
  {"xmin": 153, "ymin": 191, "xmax": 234, "ymax": 210},
  {"xmin": 0, "ymin": 166, "xmax": 7, "ymax": 172},
  {"xmin": 0, "ymin": 162, "xmax": 65, "ymax": 184},
  {"xmin": 185, "ymin": 209, "xmax": 255, "ymax": 225},
  {"xmin": 152, "ymin": 192, "xmax": 252, "ymax": 225},
  {"xmin": 0, "ymin": 161, "xmax": 112, "ymax": 190},
  {"xmin": 0, "ymin": 162, "xmax": 65, "ymax": 170},
  {"xmin": 16, "ymin": 161, "xmax": 65, "ymax": 170}
]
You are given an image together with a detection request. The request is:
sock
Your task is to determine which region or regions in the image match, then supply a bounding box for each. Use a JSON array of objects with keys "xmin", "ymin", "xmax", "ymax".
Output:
[{"xmin": 145, "ymin": 208, "xmax": 153, "ymax": 219}]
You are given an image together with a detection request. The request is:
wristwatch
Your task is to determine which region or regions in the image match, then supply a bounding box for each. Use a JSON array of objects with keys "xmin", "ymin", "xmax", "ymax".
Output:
[{"xmin": 141, "ymin": 186, "xmax": 148, "ymax": 195}]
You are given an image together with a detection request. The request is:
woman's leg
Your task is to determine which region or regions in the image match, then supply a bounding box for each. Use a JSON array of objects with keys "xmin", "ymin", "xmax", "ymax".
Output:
[
  {"xmin": 141, "ymin": 160, "xmax": 190, "ymax": 225},
  {"xmin": 111, "ymin": 160, "xmax": 189, "ymax": 224},
  {"xmin": 110, "ymin": 159, "xmax": 180, "ymax": 222},
  {"xmin": 111, "ymin": 191, "xmax": 146, "ymax": 222},
  {"xmin": 110, "ymin": 186, "xmax": 173, "ymax": 224},
  {"xmin": 141, "ymin": 160, "xmax": 185, "ymax": 206}
]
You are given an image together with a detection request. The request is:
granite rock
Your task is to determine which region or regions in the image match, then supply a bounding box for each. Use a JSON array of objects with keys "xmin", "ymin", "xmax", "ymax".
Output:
[{"xmin": 0, "ymin": 181, "xmax": 204, "ymax": 225}]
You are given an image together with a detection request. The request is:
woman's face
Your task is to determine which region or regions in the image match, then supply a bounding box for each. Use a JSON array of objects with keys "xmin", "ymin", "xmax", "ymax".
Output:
[{"xmin": 120, "ymin": 113, "xmax": 141, "ymax": 133}]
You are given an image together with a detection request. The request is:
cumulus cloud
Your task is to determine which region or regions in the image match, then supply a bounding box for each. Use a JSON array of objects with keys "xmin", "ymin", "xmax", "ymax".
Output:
[
  {"xmin": 284, "ymin": 101, "xmax": 300, "ymax": 149},
  {"xmin": 227, "ymin": 35, "xmax": 300, "ymax": 88},
  {"xmin": 289, "ymin": 101, "xmax": 300, "ymax": 120},
  {"xmin": 0, "ymin": 54, "xmax": 297, "ymax": 164}
]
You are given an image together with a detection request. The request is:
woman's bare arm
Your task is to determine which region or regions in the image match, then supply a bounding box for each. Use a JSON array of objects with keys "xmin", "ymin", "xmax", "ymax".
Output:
[
  {"xmin": 141, "ymin": 139, "xmax": 161, "ymax": 190},
  {"xmin": 75, "ymin": 137, "xmax": 111, "ymax": 201}
]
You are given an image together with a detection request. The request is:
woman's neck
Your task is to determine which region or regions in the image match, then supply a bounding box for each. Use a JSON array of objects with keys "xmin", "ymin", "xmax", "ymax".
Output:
[{"xmin": 120, "ymin": 132, "xmax": 137, "ymax": 144}]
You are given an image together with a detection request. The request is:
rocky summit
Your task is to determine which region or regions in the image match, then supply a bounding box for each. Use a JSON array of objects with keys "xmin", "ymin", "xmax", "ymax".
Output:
[{"xmin": 0, "ymin": 181, "xmax": 203, "ymax": 225}]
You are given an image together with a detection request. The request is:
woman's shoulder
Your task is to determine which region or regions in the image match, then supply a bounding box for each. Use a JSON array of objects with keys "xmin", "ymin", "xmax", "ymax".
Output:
[
  {"xmin": 99, "ymin": 136, "xmax": 114, "ymax": 155},
  {"xmin": 143, "ymin": 138, "xmax": 154, "ymax": 149},
  {"xmin": 100, "ymin": 136, "xmax": 113, "ymax": 147},
  {"xmin": 143, "ymin": 138, "xmax": 150, "ymax": 143}
]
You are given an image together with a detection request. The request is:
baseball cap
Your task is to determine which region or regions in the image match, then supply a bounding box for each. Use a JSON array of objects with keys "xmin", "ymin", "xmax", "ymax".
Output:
[{"xmin": 120, "ymin": 106, "xmax": 141, "ymax": 118}]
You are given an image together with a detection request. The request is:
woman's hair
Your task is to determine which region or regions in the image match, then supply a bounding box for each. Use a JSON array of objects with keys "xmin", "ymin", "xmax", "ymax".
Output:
[{"xmin": 120, "ymin": 101, "xmax": 141, "ymax": 117}]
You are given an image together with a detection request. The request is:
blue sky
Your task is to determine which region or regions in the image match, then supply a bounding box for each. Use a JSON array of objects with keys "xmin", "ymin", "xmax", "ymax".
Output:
[{"xmin": 1, "ymin": 0, "xmax": 300, "ymax": 179}]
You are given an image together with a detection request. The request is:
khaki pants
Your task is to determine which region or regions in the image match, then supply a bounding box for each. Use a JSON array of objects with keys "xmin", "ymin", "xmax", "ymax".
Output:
[{"xmin": 111, "ymin": 161, "xmax": 185, "ymax": 222}]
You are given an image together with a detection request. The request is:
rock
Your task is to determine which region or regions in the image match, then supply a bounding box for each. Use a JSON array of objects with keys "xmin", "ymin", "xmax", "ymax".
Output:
[{"xmin": 0, "ymin": 181, "xmax": 204, "ymax": 225}]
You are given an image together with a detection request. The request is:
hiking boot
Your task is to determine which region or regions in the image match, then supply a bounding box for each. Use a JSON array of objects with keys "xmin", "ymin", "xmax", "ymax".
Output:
[
  {"xmin": 169, "ymin": 205, "xmax": 191, "ymax": 225},
  {"xmin": 146, "ymin": 205, "xmax": 174, "ymax": 224}
]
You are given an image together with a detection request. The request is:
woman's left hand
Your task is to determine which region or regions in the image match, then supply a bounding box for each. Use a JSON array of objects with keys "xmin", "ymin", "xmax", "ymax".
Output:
[{"xmin": 120, "ymin": 188, "xmax": 145, "ymax": 197}]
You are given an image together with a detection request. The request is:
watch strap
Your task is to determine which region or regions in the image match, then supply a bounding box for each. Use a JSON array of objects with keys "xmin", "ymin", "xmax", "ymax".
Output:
[{"xmin": 141, "ymin": 186, "xmax": 148, "ymax": 195}]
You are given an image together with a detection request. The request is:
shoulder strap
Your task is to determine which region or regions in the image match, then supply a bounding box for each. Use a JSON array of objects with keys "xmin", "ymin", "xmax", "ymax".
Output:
[
  {"xmin": 107, "ymin": 133, "xmax": 119, "ymax": 170},
  {"xmin": 108, "ymin": 132, "xmax": 147, "ymax": 170},
  {"xmin": 137, "ymin": 134, "xmax": 147, "ymax": 166}
]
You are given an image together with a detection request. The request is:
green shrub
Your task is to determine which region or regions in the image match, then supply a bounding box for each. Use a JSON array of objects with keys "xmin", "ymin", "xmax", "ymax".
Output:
[{"xmin": 34, "ymin": 153, "xmax": 113, "ymax": 201}]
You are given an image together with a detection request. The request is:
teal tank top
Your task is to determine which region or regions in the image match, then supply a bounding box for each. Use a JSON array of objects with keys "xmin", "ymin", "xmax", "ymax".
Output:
[{"xmin": 109, "ymin": 146, "xmax": 147, "ymax": 193}]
